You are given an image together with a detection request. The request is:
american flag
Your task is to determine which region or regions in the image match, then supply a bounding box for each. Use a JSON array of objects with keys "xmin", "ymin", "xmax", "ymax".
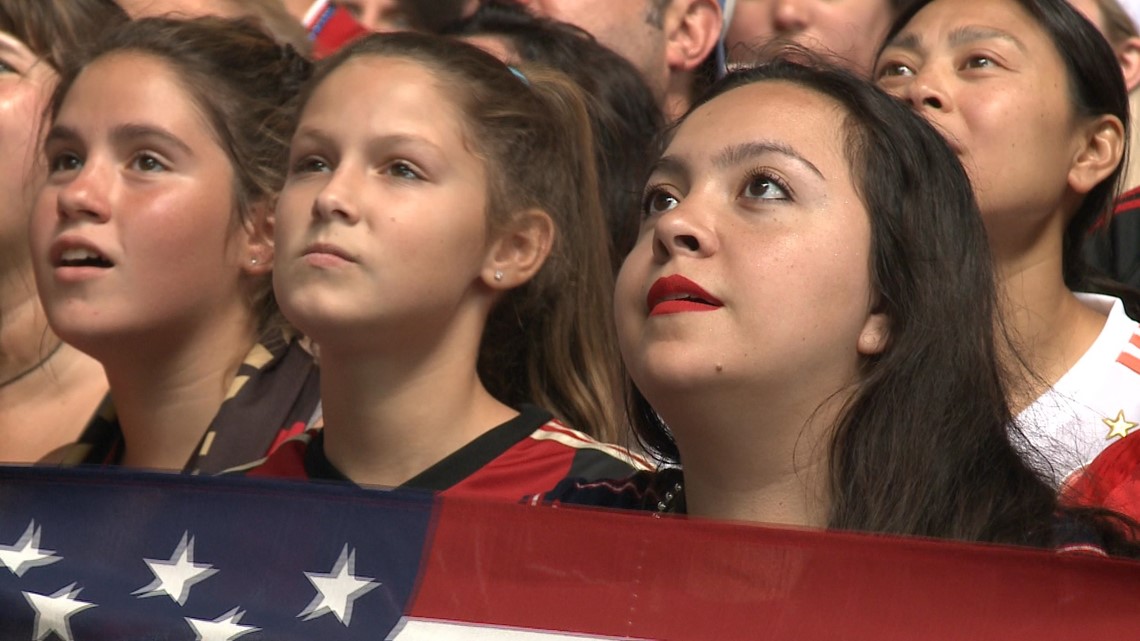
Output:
[{"xmin": 0, "ymin": 466, "xmax": 1138, "ymax": 640}]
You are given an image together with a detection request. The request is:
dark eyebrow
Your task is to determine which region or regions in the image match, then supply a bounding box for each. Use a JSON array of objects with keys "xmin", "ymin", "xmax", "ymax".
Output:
[
  {"xmin": 111, "ymin": 123, "xmax": 194, "ymax": 156},
  {"xmin": 291, "ymin": 128, "xmax": 444, "ymax": 157},
  {"xmin": 290, "ymin": 126, "xmax": 337, "ymax": 150},
  {"xmin": 44, "ymin": 123, "xmax": 195, "ymax": 156},
  {"xmin": 44, "ymin": 124, "xmax": 81, "ymax": 149},
  {"xmin": 884, "ymin": 32, "xmax": 923, "ymax": 55},
  {"xmin": 948, "ymin": 25, "xmax": 1027, "ymax": 53},
  {"xmin": 647, "ymin": 154, "xmax": 687, "ymax": 179},
  {"xmin": 713, "ymin": 141, "xmax": 824, "ymax": 179}
]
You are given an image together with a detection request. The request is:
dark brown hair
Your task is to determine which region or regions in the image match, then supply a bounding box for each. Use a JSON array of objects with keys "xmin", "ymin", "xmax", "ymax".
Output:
[
  {"xmin": 0, "ymin": 0, "xmax": 128, "ymax": 72},
  {"xmin": 443, "ymin": 0, "xmax": 666, "ymax": 267},
  {"xmin": 299, "ymin": 33, "xmax": 623, "ymax": 440}
]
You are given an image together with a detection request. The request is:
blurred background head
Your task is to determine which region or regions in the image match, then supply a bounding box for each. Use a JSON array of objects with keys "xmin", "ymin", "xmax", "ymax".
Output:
[{"xmin": 725, "ymin": 0, "xmax": 916, "ymax": 75}]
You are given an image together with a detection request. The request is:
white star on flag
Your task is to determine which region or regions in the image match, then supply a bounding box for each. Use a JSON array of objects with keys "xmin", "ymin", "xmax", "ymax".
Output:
[
  {"xmin": 0, "ymin": 520, "xmax": 62, "ymax": 577},
  {"xmin": 298, "ymin": 543, "xmax": 380, "ymax": 626},
  {"xmin": 185, "ymin": 607, "xmax": 260, "ymax": 641},
  {"xmin": 133, "ymin": 531, "xmax": 218, "ymax": 605},
  {"xmin": 22, "ymin": 583, "xmax": 96, "ymax": 641}
]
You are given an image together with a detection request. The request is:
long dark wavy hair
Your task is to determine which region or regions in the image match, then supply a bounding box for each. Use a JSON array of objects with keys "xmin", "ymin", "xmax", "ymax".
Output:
[{"xmin": 630, "ymin": 54, "xmax": 1137, "ymax": 552}]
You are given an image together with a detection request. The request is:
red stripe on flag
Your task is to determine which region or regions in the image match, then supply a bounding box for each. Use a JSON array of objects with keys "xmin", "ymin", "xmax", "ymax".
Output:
[{"xmin": 408, "ymin": 497, "xmax": 1140, "ymax": 640}]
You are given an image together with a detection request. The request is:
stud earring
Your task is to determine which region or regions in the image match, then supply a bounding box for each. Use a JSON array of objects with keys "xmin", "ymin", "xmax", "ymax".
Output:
[
  {"xmin": 250, "ymin": 257, "xmax": 259, "ymax": 266},
  {"xmin": 494, "ymin": 270, "xmax": 503, "ymax": 282}
]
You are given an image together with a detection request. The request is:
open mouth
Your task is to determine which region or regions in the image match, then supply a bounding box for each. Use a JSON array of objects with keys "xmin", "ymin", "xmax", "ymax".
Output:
[{"xmin": 57, "ymin": 247, "xmax": 113, "ymax": 269}]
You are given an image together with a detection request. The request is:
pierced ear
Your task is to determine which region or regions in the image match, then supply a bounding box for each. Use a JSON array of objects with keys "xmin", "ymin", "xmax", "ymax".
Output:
[
  {"xmin": 1117, "ymin": 37, "xmax": 1140, "ymax": 92},
  {"xmin": 481, "ymin": 208, "xmax": 555, "ymax": 290},
  {"xmin": 241, "ymin": 199, "xmax": 275, "ymax": 277},
  {"xmin": 857, "ymin": 311, "xmax": 891, "ymax": 356},
  {"xmin": 664, "ymin": 0, "xmax": 723, "ymax": 72},
  {"xmin": 1067, "ymin": 114, "xmax": 1125, "ymax": 196}
]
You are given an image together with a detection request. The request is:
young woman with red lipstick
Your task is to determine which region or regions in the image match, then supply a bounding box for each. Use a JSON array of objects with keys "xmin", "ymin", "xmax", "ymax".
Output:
[
  {"xmin": 543, "ymin": 55, "xmax": 1138, "ymax": 555},
  {"xmin": 242, "ymin": 33, "xmax": 649, "ymax": 498},
  {"xmin": 31, "ymin": 18, "xmax": 321, "ymax": 473}
]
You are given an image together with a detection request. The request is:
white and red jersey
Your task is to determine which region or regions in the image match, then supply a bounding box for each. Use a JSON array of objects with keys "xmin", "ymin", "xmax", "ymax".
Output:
[{"xmin": 1017, "ymin": 294, "xmax": 1140, "ymax": 488}]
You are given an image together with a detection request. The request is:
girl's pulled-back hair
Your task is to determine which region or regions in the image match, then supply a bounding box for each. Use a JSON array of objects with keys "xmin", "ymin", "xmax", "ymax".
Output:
[
  {"xmin": 0, "ymin": 0, "xmax": 128, "ymax": 72},
  {"xmin": 884, "ymin": 0, "xmax": 1131, "ymax": 291},
  {"xmin": 48, "ymin": 17, "xmax": 313, "ymax": 335},
  {"xmin": 299, "ymin": 33, "xmax": 622, "ymax": 441},
  {"xmin": 443, "ymin": 0, "xmax": 665, "ymax": 267},
  {"xmin": 633, "ymin": 53, "xmax": 1136, "ymax": 551}
]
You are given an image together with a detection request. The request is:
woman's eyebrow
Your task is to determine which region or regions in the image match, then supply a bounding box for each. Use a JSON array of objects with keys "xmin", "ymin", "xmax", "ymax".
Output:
[{"xmin": 714, "ymin": 141, "xmax": 824, "ymax": 179}]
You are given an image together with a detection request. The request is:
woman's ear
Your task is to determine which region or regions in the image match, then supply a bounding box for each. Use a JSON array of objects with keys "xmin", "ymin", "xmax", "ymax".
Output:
[
  {"xmin": 857, "ymin": 311, "xmax": 891, "ymax": 356},
  {"xmin": 664, "ymin": 0, "xmax": 723, "ymax": 73},
  {"xmin": 1116, "ymin": 36, "xmax": 1140, "ymax": 92},
  {"xmin": 481, "ymin": 208, "xmax": 555, "ymax": 290},
  {"xmin": 1067, "ymin": 114, "xmax": 1125, "ymax": 196},
  {"xmin": 241, "ymin": 199, "xmax": 275, "ymax": 277}
]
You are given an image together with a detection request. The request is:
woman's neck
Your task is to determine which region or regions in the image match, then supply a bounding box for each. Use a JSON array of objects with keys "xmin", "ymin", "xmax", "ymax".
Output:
[
  {"xmin": 0, "ymin": 261, "xmax": 109, "ymax": 462},
  {"xmin": 317, "ymin": 329, "xmax": 517, "ymax": 488},
  {"xmin": 102, "ymin": 312, "xmax": 259, "ymax": 471},
  {"xmin": 0, "ymin": 262, "xmax": 56, "ymax": 380},
  {"xmin": 993, "ymin": 226, "xmax": 1108, "ymax": 411},
  {"xmin": 657, "ymin": 384, "xmax": 839, "ymax": 528}
]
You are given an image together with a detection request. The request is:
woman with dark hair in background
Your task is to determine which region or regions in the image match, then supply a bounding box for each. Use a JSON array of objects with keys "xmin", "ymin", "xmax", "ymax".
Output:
[
  {"xmin": 0, "ymin": 0, "xmax": 127, "ymax": 463},
  {"xmin": 876, "ymin": 0, "xmax": 1140, "ymax": 498},
  {"xmin": 444, "ymin": 0, "xmax": 665, "ymax": 267},
  {"xmin": 544, "ymin": 54, "xmax": 1137, "ymax": 555},
  {"xmin": 33, "ymin": 18, "xmax": 321, "ymax": 472}
]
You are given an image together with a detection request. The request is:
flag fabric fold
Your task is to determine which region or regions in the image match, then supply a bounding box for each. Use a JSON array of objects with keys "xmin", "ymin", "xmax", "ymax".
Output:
[{"xmin": 0, "ymin": 466, "xmax": 1137, "ymax": 640}]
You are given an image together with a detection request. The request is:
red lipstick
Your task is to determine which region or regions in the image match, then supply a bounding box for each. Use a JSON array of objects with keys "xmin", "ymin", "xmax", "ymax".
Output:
[{"xmin": 646, "ymin": 274, "xmax": 723, "ymax": 316}]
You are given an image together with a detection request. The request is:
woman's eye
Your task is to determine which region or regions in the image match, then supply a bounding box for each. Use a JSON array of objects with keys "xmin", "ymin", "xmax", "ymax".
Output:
[
  {"xmin": 388, "ymin": 161, "xmax": 421, "ymax": 180},
  {"xmin": 742, "ymin": 174, "xmax": 789, "ymax": 201},
  {"xmin": 877, "ymin": 62, "xmax": 915, "ymax": 79},
  {"xmin": 642, "ymin": 187, "xmax": 679, "ymax": 217},
  {"xmin": 964, "ymin": 55, "xmax": 995, "ymax": 69},
  {"xmin": 49, "ymin": 153, "xmax": 82, "ymax": 174},
  {"xmin": 292, "ymin": 156, "xmax": 330, "ymax": 174},
  {"xmin": 0, "ymin": 60, "xmax": 15, "ymax": 74},
  {"xmin": 132, "ymin": 153, "xmax": 166, "ymax": 172}
]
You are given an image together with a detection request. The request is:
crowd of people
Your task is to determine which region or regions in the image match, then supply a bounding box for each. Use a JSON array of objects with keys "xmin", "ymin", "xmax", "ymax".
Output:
[{"xmin": 2, "ymin": 0, "xmax": 1140, "ymax": 561}]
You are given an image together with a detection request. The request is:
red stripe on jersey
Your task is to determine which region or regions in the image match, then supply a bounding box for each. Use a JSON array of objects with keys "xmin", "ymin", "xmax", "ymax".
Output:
[{"xmin": 1117, "ymin": 337, "xmax": 1140, "ymax": 376}]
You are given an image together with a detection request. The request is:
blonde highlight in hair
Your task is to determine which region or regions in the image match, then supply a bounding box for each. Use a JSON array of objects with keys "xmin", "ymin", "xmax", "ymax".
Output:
[{"xmin": 300, "ymin": 33, "xmax": 622, "ymax": 441}]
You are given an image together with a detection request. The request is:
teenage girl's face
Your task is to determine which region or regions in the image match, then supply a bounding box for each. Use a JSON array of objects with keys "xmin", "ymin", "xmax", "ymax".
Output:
[
  {"xmin": 0, "ymin": 32, "xmax": 56, "ymax": 256},
  {"xmin": 875, "ymin": 0, "xmax": 1086, "ymax": 224},
  {"xmin": 31, "ymin": 53, "xmax": 251, "ymax": 349},
  {"xmin": 615, "ymin": 81, "xmax": 885, "ymax": 413},
  {"xmin": 726, "ymin": 0, "xmax": 895, "ymax": 75},
  {"xmin": 274, "ymin": 56, "xmax": 494, "ymax": 349}
]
